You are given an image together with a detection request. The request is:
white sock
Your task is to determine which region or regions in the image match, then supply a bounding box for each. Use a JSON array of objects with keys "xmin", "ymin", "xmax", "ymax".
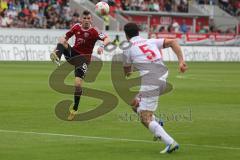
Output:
[{"xmin": 149, "ymin": 121, "xmax": 174, "ymax": 145}]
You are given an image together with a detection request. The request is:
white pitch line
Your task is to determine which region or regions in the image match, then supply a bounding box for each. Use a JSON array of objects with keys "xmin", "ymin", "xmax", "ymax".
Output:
[
  {"xmin": 0, "ymin": 129, "xmax": 239, "ymax": 151},
  {"xmin": 0, "ymin": 129, "xmax": 153, "ymax": 144}
]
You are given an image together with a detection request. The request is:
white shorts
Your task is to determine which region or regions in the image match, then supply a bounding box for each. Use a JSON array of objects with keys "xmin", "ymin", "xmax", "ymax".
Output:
[
  {"xmin": 136, "ymin": 71, "xmax": 168, "ymax": 113},
  {"xmin": 136, "ymin": 85, "xmax": 160, "ymax": 113}
]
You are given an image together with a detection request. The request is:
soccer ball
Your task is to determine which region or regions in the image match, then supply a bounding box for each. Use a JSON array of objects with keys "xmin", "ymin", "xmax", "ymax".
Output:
[{"xmin": 95, "ymin": 1, "xmax": 110, "ymax": 16}]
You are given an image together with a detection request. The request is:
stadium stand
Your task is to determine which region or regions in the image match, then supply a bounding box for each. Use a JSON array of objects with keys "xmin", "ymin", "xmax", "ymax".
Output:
[
  {"xmin": 91, "ymin": 0, "xmax": 189, "ymax": 13},
  {"xmin": 197, "ymin": 0, "xmax": 240, "ymax": 17},
  {"xmin": 0, "ymin": 0, "xmax": 239, "ymax": 36},
  {"xmin": 89, "ymin": 0, "xmax": 239, "ymax": 34},
  {"xmin": 0, "ymin": 0, "xmax": 80, "ymax": 28},
  {"xmin": 218, "ymin": 0, "xmax": 240, "ymax": 17}
]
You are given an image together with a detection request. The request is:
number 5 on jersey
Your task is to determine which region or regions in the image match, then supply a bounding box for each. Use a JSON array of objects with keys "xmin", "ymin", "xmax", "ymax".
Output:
[{"xmin": 139, "ymin": 44, "xmax": 156, "ymax": 60}]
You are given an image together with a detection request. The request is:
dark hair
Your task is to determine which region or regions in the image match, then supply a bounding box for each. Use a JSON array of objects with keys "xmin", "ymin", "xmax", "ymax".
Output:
[
  {"xmin": 124, "ymin": 23, "xmax": 140, "ymax": 39},
  {"xmin": 82, "ymin": 10, "xmax": 91, "ymax": 16}
]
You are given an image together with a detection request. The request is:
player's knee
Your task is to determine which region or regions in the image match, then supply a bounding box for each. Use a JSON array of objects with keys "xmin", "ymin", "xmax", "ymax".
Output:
[
  {"xmin": 75, "ymin": 81, "xmax": 82, "ymax": 89},
  {"xmin": 75, "ymin": 77, "xmax": 82, "ymax": 87},
  {"xmin": 140, "ymin": 117, "xmax": 151, "ymax": 127},
  {"xmin": 140, "ymin": 112, "xmax": 152, "ymax": 127},
  {"xmin": 58, "ymin": 37, "xmax": 68, "ymax": 48},
  {"xmin": 58, "ymin": 37, "xmax": 66, "ymax": 44}
]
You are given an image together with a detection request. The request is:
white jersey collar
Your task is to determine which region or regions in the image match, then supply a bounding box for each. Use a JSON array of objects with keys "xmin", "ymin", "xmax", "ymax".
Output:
[{"xmin": 130, "ymin": 36, "xmax": 142, "ymax": 42}]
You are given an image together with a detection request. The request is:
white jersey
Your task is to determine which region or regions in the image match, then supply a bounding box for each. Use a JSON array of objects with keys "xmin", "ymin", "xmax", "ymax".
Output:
[
  {"xmin": 123, "ymin": 36, "xmax": 164, "ymax": 66},
  {"xmin": 123, "ymin": 36, "xmax": 167, "ymax": 79},
  {"xmin": 122, "ymin": 36, "xmax": 168, "ymax": 112}
]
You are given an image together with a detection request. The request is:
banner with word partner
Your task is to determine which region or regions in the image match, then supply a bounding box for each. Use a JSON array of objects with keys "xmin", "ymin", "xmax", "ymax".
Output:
[{"xmin": 0, "ymin": 44, "xmax": 239, "ymax": 61}]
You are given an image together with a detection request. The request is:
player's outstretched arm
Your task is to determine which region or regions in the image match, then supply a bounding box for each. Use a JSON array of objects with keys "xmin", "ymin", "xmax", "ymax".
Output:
[
  {"xmin": 164, "ymin": 39, "xmax": 188, "ymax": 73},
  {"xmin": 103, "ymin": 36, "xmax": 111, "ymax": 47},
  {"xmin": 97, "ymin": 36, "xmax": 111, "ymax": 55}
]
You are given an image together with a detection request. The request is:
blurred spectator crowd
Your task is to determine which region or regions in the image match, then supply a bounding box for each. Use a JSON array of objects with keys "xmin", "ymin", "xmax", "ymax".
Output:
[
  {"xmin": 0, "ymin": 0, "xmax": 82, "ymax": 28},
  {"xmin": 1, "ymin": 0, "xmax": 239, "ymax": 34},
  {"xmin": 197, "ymin": 0, "xmax": 240, "ymax": 17},
  {"xmin": 91, "ymin": 0, "xmax": 189, "ymax": 12},
  {"xmin": 151, "ymin": 18, "xmax": 237, "ymax": 34},
  {"xmin": 218, "ymin": 0, "xmax": 240, "ymax": 16},
  {"xmin": 120, "ymin": 0, "xmax": 188, "ymax": 12}
]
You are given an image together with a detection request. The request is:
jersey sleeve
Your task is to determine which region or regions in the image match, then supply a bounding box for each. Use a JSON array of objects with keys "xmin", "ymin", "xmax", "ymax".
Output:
[
  {"xmin": 94, "ymin": 27, "xmax": 107, "ymax": 40},
  {"xmin": 148, "ymin": 38, "xmax": 165, "ymax": 49},
  {"xmin": 122, "ymin": 49, "xmax": 132, "ymax": 67},
  {"xmin": 65, "ymin": 24, "xmax": 79, "ymax": 40}
]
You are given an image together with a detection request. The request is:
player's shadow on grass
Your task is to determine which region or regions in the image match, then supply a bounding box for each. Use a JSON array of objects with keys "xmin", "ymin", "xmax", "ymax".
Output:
[{"xmin": 49, "ymin": 56, "xmax": 118, "ymax": 121}]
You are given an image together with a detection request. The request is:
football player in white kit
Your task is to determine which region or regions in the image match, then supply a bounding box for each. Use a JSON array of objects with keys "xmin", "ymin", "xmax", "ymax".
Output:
[{"xmin": 122, "ymin": 23, "xmax": 187, "ymax": 154}]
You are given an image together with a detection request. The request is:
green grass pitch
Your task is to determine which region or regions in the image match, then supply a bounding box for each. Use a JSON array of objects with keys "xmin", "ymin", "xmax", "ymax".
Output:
[{"xmin": 0, "ymin": 61, "xmax": 240, "ymax": 160}]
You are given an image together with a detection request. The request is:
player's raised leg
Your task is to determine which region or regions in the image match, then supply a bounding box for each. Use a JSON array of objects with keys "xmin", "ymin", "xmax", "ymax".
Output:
[
  {"xmin": 131, "ymin": 96, "xmax": 164, "ymax": 127},
  {"xmin": 50, "ymin": 37, "xmax": 69, "ymax": 66},
  {"xmin": 139, "ymin": 110, "xmax": 179, "ymax": 154}
]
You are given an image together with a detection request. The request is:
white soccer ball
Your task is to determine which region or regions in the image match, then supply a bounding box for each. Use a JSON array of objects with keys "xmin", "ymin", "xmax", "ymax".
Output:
[{"xmin": 95, "ymin": 1, "xmax": 110, "ymax": 16}]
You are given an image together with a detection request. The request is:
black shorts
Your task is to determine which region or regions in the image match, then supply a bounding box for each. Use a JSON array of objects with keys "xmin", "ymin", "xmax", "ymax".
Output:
[{"xmin": 61, "ymin": 45, "xmax": 89, "ymax": 79}]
